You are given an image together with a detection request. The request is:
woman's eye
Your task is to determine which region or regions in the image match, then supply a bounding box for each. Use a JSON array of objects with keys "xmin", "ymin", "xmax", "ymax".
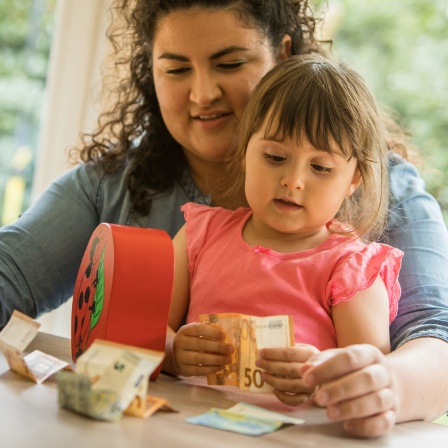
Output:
[
  {"xmin": 264, "ymin": 153, "xmax": 286, "ymax": 163},
  {"xmin": 218, "ymin": 61, "xmax": 245, "ymax": 71},
  {"xmin": 166, "ymin": 67, "xmax": 190, "ymax": 75},
  {"xmin": 311, "ymin": 163, "xmax": 332, "ymax": 173}
]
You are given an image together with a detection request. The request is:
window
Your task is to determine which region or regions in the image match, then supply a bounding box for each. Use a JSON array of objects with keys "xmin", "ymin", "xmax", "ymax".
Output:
[
  {"xmin": 319, "ymin": 0, "xmax": 448, "ymax": 223},
  {"xmin": 0, "ymin": 0, "xmax": 57, "ymax": 225},
  {"xmin": 30, "ymin": 0, "xmax": 111, "ymax": 337}
]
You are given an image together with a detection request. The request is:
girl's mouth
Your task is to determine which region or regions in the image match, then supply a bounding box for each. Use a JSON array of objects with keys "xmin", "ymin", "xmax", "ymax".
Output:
[{"xmin": 274, "ymin": 198, "xmax": 302, "ymax": 210}]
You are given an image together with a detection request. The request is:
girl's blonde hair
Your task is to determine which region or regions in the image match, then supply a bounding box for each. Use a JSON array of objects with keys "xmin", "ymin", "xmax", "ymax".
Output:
[{"xmin": 225, "ymin": 54, "xmax": 390, "ymax": 241}]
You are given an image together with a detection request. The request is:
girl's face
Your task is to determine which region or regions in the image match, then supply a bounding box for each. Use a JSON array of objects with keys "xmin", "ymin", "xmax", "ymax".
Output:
[
  {"xmin": 244, "ymin": 122, "xmax": 361, "ymax": 241},
  {"xmin": 152, "ymin": 8, "xmax": 289, "ymax": 183}
]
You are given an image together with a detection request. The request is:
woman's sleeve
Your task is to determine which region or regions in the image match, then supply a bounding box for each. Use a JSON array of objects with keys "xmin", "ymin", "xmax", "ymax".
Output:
[
  {"xmin": 384, "ymin": 153, "xmax": 448, "ymax": 350},
  {"xmin": 0, "ymin": 164, "xmax": 103, "ymax": 328}
]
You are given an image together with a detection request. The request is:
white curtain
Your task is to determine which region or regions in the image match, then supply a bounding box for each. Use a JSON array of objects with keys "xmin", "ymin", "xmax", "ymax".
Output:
[{"xmin": 36, "ymin": 0, "xmax": 112, "ymax": 337}]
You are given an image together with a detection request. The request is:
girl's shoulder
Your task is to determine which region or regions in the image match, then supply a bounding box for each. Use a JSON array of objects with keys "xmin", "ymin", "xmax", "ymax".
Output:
[
  {"xmin": 181, "ymin": 203, "xmax": 250, "ymax": 228},
  {"xmin": 328, "ymin": 237, "xmax": 403, "ymax": 321}
]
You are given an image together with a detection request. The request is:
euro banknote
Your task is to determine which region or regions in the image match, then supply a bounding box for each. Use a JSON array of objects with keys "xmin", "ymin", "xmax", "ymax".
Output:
[{"xmin": 199, "ymin": 313, "xmax": 294, "ymax": 393}]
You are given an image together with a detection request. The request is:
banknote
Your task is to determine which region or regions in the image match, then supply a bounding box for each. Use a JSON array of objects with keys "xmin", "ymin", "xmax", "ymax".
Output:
[
  {"xmin": 0, "ymin": 310, "xmax": 40, "ymax": 353},
  {"xmin": 186, "ymin": 401, "xmax": 304, "ymax": 436},
  {"xmin": 57, "ymin": 371, "xmax": 121, "ymax": 421},
  {"xmin": 199, "ymin": 313, "xmax": 294, "ymax": 393},
  {"xmin": 185, "ymin": 407, "xmax": 283, "ymax": 436},
  {"xmin": 57, "ymin": 343, "xmax": 165, "ymax": 421}
]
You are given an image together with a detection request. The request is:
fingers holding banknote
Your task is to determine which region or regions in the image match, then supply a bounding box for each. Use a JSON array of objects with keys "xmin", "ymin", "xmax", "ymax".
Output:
[
  {"xmin": 256, "ymin": 344, "xmax": 320, "ymax": 406},
  {"xmin": 297, "ymin": 344, "xmax": 397, "ymax": 437},
  {"xmin": 172, "ymin": 322, "xmax": 235, "ymax": 376}
]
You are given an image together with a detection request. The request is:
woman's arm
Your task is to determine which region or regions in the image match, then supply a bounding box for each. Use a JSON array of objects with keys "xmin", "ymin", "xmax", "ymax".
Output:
[
  {"xmin": 0, "ymin": 164, "xmax": 104, "ymax": 327},
  {"xmin": 386, "ymin": 154, "xmax": 448, "ymax": 420},
  {"xmin": 296, "ymin": 337, "xmax": 448, "ymax": 437},
  {"xmin": 386, "ymin": 154, "xmax": 448, "ymax": 349}
]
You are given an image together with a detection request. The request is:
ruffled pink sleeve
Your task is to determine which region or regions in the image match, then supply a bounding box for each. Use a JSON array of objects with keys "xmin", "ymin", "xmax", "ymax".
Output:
[
  {"xmin": 181, "ymin": 202, "xmax": 221, "ymax": 276},
  {"xmin": 328, "ymin": 243, "xmax": 404, "ymax": 323}
]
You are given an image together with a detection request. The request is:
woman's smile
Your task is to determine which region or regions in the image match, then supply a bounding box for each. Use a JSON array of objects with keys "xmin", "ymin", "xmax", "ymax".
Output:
[
  {"xmin": 191, "ymin": 110, "xmax": 233, "ymax": 130},
  {"xmin": 152, "ymin": 8, "xmax": 279, "ymax": 167}
]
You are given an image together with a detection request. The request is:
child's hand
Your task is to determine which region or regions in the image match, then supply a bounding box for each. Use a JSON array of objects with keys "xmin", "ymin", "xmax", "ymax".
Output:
[
  {"xmin": 255, "ymin": 344, "xmax": 320, "ymax": 405},
  {"xmin": 172, "ymin": 322, "xmax": 235, "ymax": 376},
  {"xmin": 298, "ymin": 344, "xmax": 397, "ymax": 437}
]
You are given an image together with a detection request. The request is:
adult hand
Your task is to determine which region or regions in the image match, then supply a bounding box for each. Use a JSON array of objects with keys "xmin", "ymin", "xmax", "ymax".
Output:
[
  {"xmin": 256, "ymin": 344, "xmax": 320, "ymax": 406},
  {"xmin": 172, "ymin": 322, "xmax": 234, "ymax": 376},
  {"xmin": 299, "ymin": 344, "xmax": 397, "ymax": 438}
]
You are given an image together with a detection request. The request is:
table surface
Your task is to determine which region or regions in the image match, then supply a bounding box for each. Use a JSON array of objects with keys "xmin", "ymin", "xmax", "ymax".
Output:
[{"xmin": 1, "ymin": 332, "xmax": 447, "ymax": 448}]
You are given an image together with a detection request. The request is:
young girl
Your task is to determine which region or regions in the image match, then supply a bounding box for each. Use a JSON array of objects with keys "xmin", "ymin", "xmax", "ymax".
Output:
[{"xmin": 164, "ymin": 54, "xmax": 403, "ymax": 378}]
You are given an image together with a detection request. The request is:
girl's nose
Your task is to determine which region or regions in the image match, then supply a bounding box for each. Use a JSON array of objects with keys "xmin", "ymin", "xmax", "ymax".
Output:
[
  {"xmin": 281, "ymin": 169, "xmax": 305, "ymax": 190},
  {"xmin": 189, "ymin": 72, "xmax": 222, "ymax": 106}
]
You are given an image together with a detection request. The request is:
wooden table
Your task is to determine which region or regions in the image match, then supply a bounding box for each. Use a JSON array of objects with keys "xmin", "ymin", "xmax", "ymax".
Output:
[{"xmin": 1, "ymin": 333, "xmax": 447, "ymax": 447}]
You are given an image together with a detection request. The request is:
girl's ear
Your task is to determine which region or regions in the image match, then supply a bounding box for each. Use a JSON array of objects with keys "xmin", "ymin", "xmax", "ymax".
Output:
[
  {"xmin": 278, "ymin": 34, "xmax": 292, "ymax": 62},
  {"xmin": 346, "ymin": 170, "xmax": 362, "ymax": 197}
]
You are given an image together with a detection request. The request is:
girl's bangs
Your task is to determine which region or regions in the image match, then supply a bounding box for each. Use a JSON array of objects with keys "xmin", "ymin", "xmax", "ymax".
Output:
[{"xmin": 260, "ymin": 82, "xmax": 354, "ymax": 158}]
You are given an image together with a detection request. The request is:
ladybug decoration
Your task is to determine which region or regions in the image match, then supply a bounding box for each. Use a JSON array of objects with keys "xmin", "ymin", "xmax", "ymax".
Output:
[
  {"xmin": 72, "ymin": 226, "xmax": 110, "ymax": 360},
  {"xmin": 71, "ymin": 223, "xmax": 174, "ymax": 380}
]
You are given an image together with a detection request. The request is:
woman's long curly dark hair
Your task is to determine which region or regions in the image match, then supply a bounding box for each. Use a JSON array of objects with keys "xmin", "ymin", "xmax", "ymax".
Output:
[{"xmin": 70, "ymin": 0, "xmax": 324, "ymax": 215}]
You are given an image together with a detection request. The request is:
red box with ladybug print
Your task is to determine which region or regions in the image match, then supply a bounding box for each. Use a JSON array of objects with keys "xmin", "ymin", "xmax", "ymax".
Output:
[{"xmin": 71, "ymin": 223, "xmax": 174, "ymax": 380}]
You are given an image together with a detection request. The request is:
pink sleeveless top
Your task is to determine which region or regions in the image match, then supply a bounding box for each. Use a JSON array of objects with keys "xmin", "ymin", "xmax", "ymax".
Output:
[{"xmin": 183, "ymin": 203, "xmax": 403, "ymax": 350}]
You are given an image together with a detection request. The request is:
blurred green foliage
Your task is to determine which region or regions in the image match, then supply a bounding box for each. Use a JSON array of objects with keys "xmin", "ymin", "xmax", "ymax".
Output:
[
  {"xmin": 1, "ymin": 0, "xmax": 447, "ymax": 224},
  {"xmin": 0, "ymin": 0, "xmax": 56, "ymax": 220},
  {"xmin": 316, "ymin": 0, "xmax": 448, "ymax": 223}
]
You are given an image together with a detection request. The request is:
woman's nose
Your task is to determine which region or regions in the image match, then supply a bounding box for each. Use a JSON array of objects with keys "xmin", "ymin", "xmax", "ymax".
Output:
[{"xmin": 189, "ymin": 72, "xmax": 222, "ymax": 105}]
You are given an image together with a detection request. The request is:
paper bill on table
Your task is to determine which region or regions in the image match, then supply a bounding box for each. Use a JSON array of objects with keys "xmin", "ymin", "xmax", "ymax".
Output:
[
  {"xmin": 227, "ymin": 402, "xmax": 304, "ymax": 425},
  {"xmin": 24, "ymin": 350, "xmax": 69, "ymax": 383},
  {"xmin": 75, "ymin": 339, "xmax": 164, "ymax": 380},
  {"xmin": 185, "ymin": 407, "xmax": 283, "ymax": 436},
  {"xmin": 58, "ymin": 349, "xmax": 156, "ymax": 421},
  {"xmin": 75, "ymin": 339, "xmax": 167, "ymax": 417},
  {"xmin": 57, "ymin": 339, "xmax": 173, "ymax": 421},
  {"xmin": 91, "ymin": 350, "xmax": 152, "ymax": 415},
  {"xmin": 0, "ymin": 310, "xmax": 69, "ymax": 382},
  {"xmin": 126, "ymin": 394, "xmax": 178, "ymax": 418},
  {"xmin": 186, "ymin": 401, "xmax": 304, "ymax": 436},
  {"xmin": 433, "ymin": 413, "xmax": 448, "ymax": 426},
  {"xmin": 199, "ymin": 313, "xmax": 294, "ymax": 392},
  {"xmin": 0, "ymin": 310, "xmax": 40, "ymax": 353},
  {"xmin": 57, "ymin": 371, "xmax": 121, "ymax": 421}
]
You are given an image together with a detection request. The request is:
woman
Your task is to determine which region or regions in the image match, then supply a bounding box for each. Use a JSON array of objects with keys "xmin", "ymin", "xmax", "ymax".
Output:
[{"xmin": 0, "ymin": 0, "xmax": 447, "ymax": 437}]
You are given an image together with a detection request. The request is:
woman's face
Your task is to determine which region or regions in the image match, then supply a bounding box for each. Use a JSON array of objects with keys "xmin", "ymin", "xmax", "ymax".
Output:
[{"xmin": 152, "ymin": 8, "xmax": 289, "ymax": 179}]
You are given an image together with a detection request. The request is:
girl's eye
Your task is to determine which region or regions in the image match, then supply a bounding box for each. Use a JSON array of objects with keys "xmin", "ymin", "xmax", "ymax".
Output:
[
  {"xmin": 311, "ymin": 163, "xmax": 332, "ymax": 174},
  {"xmin": 264, "ymin": 153, "xmax": 286, "ymax": 164},
  {"xmin": 218, "ymin": 61, "xmax": 246, "ymax": 71}
]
